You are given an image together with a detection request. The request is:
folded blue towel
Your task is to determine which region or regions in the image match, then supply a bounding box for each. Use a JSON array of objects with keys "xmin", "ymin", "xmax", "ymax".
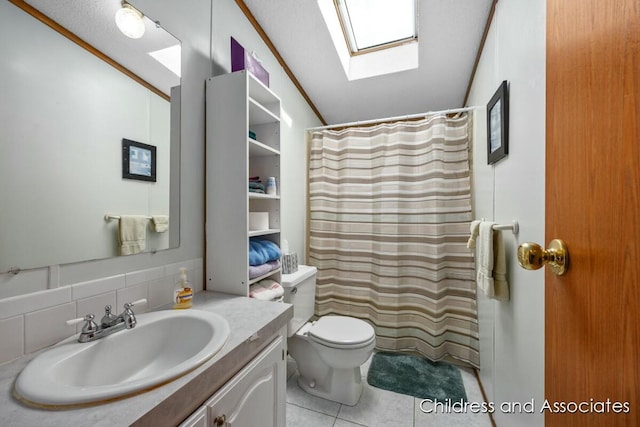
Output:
[
  {"xmin": 249, "ymin": 239, "xmax": 269, "ymax": 266},
  {"xmin": 251, "ymin": 238, "xmax": 281, "ymax": 263}
]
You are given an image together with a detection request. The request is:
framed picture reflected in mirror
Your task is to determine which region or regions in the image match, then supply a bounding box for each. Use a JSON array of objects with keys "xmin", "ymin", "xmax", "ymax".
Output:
[{"xmin": 122, "ymin": 138, "xmax": 156, "ymax": 182}]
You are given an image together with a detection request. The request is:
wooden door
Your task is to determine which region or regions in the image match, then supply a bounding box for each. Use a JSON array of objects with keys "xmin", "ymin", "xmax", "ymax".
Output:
[{"xmin": 546, "ymin": 0, "xmax": 639, "ymax": 425}]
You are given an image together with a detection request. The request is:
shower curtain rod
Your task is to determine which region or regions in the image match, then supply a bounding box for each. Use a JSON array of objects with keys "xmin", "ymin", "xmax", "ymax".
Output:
[{"xmin": 307, "ymin": 106, "xmax": 481, "ymax": 132}]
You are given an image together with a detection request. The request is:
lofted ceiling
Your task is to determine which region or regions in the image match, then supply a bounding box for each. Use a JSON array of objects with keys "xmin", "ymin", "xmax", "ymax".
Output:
[{"xmin": 241, "ymin": 0, "xmax": 495, "ymax": 125}]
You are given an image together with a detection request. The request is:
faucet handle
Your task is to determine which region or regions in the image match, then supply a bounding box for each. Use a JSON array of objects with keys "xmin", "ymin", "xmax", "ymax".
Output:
[
  {"xmin": 67, "ymin": 314, "xmax": 98, "ymax": 334},
  {"xmin": 122, "ymin": 298, "xmax": 147, "ymax": 329},
  {"xmin": 66, "ymin": 314, "xmax": 93, "ymax": 326},
  {"xmin": 123, "ymin": 298, "xmax": 147, "ymax": 311}
]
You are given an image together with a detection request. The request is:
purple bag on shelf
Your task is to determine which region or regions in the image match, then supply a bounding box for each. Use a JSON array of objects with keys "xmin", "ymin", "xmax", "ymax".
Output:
[{"xmin": 231, "ymin": 37, "xmax": 269, "ymax": 87}]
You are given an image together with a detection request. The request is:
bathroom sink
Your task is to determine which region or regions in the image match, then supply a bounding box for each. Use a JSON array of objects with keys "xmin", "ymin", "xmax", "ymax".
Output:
[{"xmin": 14, "ymin": 309, "xmax": 230, "ymax": 407}]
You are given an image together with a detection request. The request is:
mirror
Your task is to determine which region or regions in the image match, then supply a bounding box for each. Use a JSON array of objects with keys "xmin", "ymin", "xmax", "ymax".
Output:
[{"xmin": 0, "ymin": 0, "xmax": 181, "ymax": 274}]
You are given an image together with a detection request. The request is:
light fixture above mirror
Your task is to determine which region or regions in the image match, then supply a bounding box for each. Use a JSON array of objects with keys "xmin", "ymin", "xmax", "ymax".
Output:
[{"xmin": 115, "ymin": 2, "xmax": 145, "ymax": 39}]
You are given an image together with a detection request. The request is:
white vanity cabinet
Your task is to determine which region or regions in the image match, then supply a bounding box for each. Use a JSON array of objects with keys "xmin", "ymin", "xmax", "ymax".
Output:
[{"xmin": 179, "ymin": 333, "xmax": 286, "ymax": 427}]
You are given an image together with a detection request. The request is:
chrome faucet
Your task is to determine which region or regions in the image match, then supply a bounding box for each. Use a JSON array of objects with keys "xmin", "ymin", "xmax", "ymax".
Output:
[{"xmin": 67, "ymin": 299, "xmax": 147, "ymax": 343}]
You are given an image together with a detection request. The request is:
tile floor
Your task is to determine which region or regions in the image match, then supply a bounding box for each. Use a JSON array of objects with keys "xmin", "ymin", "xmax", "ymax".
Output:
[{"xmin": 286, "ymin": 352, "xmax": 493, "ymax": 427}]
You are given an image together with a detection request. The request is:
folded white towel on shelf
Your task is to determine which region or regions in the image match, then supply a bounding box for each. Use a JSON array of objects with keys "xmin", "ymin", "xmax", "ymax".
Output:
[
  {"xmin": 118, "ymin": 215, "xmax": 148, "ymax": 255},
  {"xmin": 475, "ymin": 221, "xmax": 510, "ymax": 301},
  {"xmin": 260, "ymin": 279, "xmax": 284, "ymax": 297},
  {"xmin": 151, "ymin": 215, "xmax": 169, "ymax": 232},
  {"xmin": 249, "ymin": 279, "xmax": 284, "ymax": 301}
]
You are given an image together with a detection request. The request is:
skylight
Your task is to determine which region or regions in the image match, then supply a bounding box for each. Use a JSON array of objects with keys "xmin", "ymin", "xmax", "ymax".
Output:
[
  {"xmin": 336, "ymin": 0, "xmax": 417, "ymax": 54},
  {"xmin": 318, "ymin": 0, "xmax": 419, "ymax": 80}
]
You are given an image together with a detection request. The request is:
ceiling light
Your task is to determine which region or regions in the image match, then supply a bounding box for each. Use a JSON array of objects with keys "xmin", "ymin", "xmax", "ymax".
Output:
[{"xmin": 115, "ymin": 2, "xmax": 145, "ymax": 39}]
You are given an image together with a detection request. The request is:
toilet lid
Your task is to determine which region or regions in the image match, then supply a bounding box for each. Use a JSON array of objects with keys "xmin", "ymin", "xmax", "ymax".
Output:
[{"xmin": 309, "ymin": 316, "xmax": 375, "ymax": 348}]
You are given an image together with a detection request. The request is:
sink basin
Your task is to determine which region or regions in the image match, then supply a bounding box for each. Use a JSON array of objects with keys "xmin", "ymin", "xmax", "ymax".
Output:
[{"xmin": 14, "ymin": 309, "xmax": 230, "ymax": 407}]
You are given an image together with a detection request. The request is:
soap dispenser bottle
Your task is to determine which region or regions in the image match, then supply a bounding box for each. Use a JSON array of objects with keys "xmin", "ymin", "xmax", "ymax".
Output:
[{"xmin": 173, "ymin": 267, "xmax": 193, "ymax": 309}]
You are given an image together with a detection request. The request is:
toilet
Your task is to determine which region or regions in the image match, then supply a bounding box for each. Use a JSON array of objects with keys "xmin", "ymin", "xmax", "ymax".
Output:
[{"xmin": 281, "ymin": 265, "xmax": 375, "ymax": 406}]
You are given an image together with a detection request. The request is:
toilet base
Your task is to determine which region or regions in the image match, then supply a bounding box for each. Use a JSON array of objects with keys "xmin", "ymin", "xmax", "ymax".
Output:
[{"xmin": 296, "ymin": 367, "xmax": 363, "ymax": 406}]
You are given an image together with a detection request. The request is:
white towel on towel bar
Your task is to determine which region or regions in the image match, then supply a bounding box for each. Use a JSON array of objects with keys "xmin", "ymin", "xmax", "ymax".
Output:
[
  {"xmin": 476, "ymin": 221, "xmax": 510, "ymax": 301},
  {"xmin": 492, "ymin": 230, "xmax": 510, "ymax": 301},
  {"xmin": 118, "ymin": 215, "xmax": 148, "ymax": 255},
  {"xmin": 467, "ymin": 220, "xmax": 482, "ymax": 248},
  {"xmin": 151, "ymin": 215, "xmax": 169, "ymax": 232}
]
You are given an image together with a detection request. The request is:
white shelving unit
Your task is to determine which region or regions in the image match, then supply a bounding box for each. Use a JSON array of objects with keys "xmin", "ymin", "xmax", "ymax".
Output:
[{"xmin": 205, "ymin": 71, "xmax": 282, "ymax": 296}]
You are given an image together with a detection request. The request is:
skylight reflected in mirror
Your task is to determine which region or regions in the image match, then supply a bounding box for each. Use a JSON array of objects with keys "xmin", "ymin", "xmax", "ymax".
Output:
[
  {"xmin": 149, "ymin": 44, "xmax": 182, "ymax": 77},
  {"xmin": 337, "ymin": 0, "xmax": 417, "ymax": 53}
]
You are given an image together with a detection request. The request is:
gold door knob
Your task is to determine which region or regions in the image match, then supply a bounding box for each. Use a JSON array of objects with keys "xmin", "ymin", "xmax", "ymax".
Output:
[
  {"xmin": 214, "ymin": 415, "xmax": 226, "ymax": 426},
  {"xmin": 517, "ymin": 239, "xmax": 569, "ymax": 276}
]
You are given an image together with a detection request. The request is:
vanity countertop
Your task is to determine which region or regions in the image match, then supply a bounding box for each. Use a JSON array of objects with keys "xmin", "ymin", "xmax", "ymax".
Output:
[{"xmin": 0, "ymin": 291, "xmax": 292, "ymax": 427}]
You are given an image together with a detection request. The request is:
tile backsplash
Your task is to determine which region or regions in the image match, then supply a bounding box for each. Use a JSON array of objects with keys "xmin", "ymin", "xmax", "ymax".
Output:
[{"xmin": 0, "ymin": 258, "xmax": 203, "ymax": 365}]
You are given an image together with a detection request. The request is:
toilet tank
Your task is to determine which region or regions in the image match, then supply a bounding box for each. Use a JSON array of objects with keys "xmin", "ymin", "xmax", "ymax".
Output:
[{"xmin": 281, "ymin": 265, "xmax": 317, "ymax": 337}]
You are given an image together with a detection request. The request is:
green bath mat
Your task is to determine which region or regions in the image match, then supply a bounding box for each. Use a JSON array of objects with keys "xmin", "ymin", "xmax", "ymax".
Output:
[{"xmin": 367, "ymin": 351, "xmax": 467, "ymax": 402}]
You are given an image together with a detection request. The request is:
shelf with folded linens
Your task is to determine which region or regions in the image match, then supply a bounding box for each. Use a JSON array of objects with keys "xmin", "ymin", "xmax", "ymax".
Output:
[
  {"xmin": 249, "ymin": 276, "xmax": 285, "ymax": 302},
  {"xmin": 248, "ymin": 156, "xmax": 279, "ymax": 198},
  {"xmin": 206, "ymin": 70, "xmax": 282, "ymax": 296},
  {"xmin": 249, "ymin": 237, "xmax": 281, "ymax": 265},
  {"xmin": 248, "ymin": 236, "xmax": 281, "ymax": 286}
]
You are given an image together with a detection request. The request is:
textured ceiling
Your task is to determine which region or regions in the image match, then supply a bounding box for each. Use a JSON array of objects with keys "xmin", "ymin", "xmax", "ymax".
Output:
[
  {"xmin": 21, "ymin": 0, "xmax": 492, "ymax": 124},
  {"xmin": 24, "ymin": 0, "xmax": 180, "ymax": 95},
  {"xmin": 242, "ymin": 0, "xmax": 493, "ymax": 125}
]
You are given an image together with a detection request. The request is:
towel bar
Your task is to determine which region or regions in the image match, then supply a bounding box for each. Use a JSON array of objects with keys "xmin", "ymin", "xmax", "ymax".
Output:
[
  {"xmin": 104, "ymin": 214, "xmax": 152, "ymax": 221},
  {"xmin": 491, "ymin": 220, "xmax": 519, "ymax": 234}
]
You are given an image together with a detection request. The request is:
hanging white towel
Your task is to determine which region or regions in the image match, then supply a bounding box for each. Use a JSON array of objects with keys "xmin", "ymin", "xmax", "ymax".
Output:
[
  {"xmin": 151, "ymin": 215, "xmax": 169, "ymax": 233},
  {"xmin": 476, "ymin": 221, "xmax": 510, "ymax": 301},
  {"xmin": 118, "ymin": 215, "xmax": 148, "ymax": 255},
  {"xmin": 467, "ymin": 220, "xmax": 482, "ymax": 249},
  {"xmin": 476, "ymin": 222, "xmax": 495, "ymax": 297},
  {"xmin": 492, "ymin": 230, "xmax": 510, "ymax": 301}
]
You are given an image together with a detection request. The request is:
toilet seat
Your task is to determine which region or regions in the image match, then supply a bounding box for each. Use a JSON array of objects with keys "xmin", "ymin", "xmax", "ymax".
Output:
[{"xmin": 308, "ymin": 316, "xmax": 375, "ymax": 349}]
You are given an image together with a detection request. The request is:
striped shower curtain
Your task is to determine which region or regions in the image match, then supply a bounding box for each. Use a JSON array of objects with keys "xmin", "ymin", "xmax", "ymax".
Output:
[{"xmin": 307, "ymin": 114, "xmax": 479, "ymax": 367}]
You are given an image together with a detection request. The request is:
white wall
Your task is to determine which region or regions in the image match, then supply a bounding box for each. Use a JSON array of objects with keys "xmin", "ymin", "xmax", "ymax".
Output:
[{"xmin": 467, "ymin": 1, "xmax": 546, "ymax": 426}]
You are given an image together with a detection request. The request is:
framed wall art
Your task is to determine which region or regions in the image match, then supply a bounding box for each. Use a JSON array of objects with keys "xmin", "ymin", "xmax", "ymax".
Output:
[
  {"xmin": 122, "ymin": 138, "xmax": 156, "ymax": 182},
  {"xmin": 487, "ymin": 80, "xmax": 509, "ymax": 165}
]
